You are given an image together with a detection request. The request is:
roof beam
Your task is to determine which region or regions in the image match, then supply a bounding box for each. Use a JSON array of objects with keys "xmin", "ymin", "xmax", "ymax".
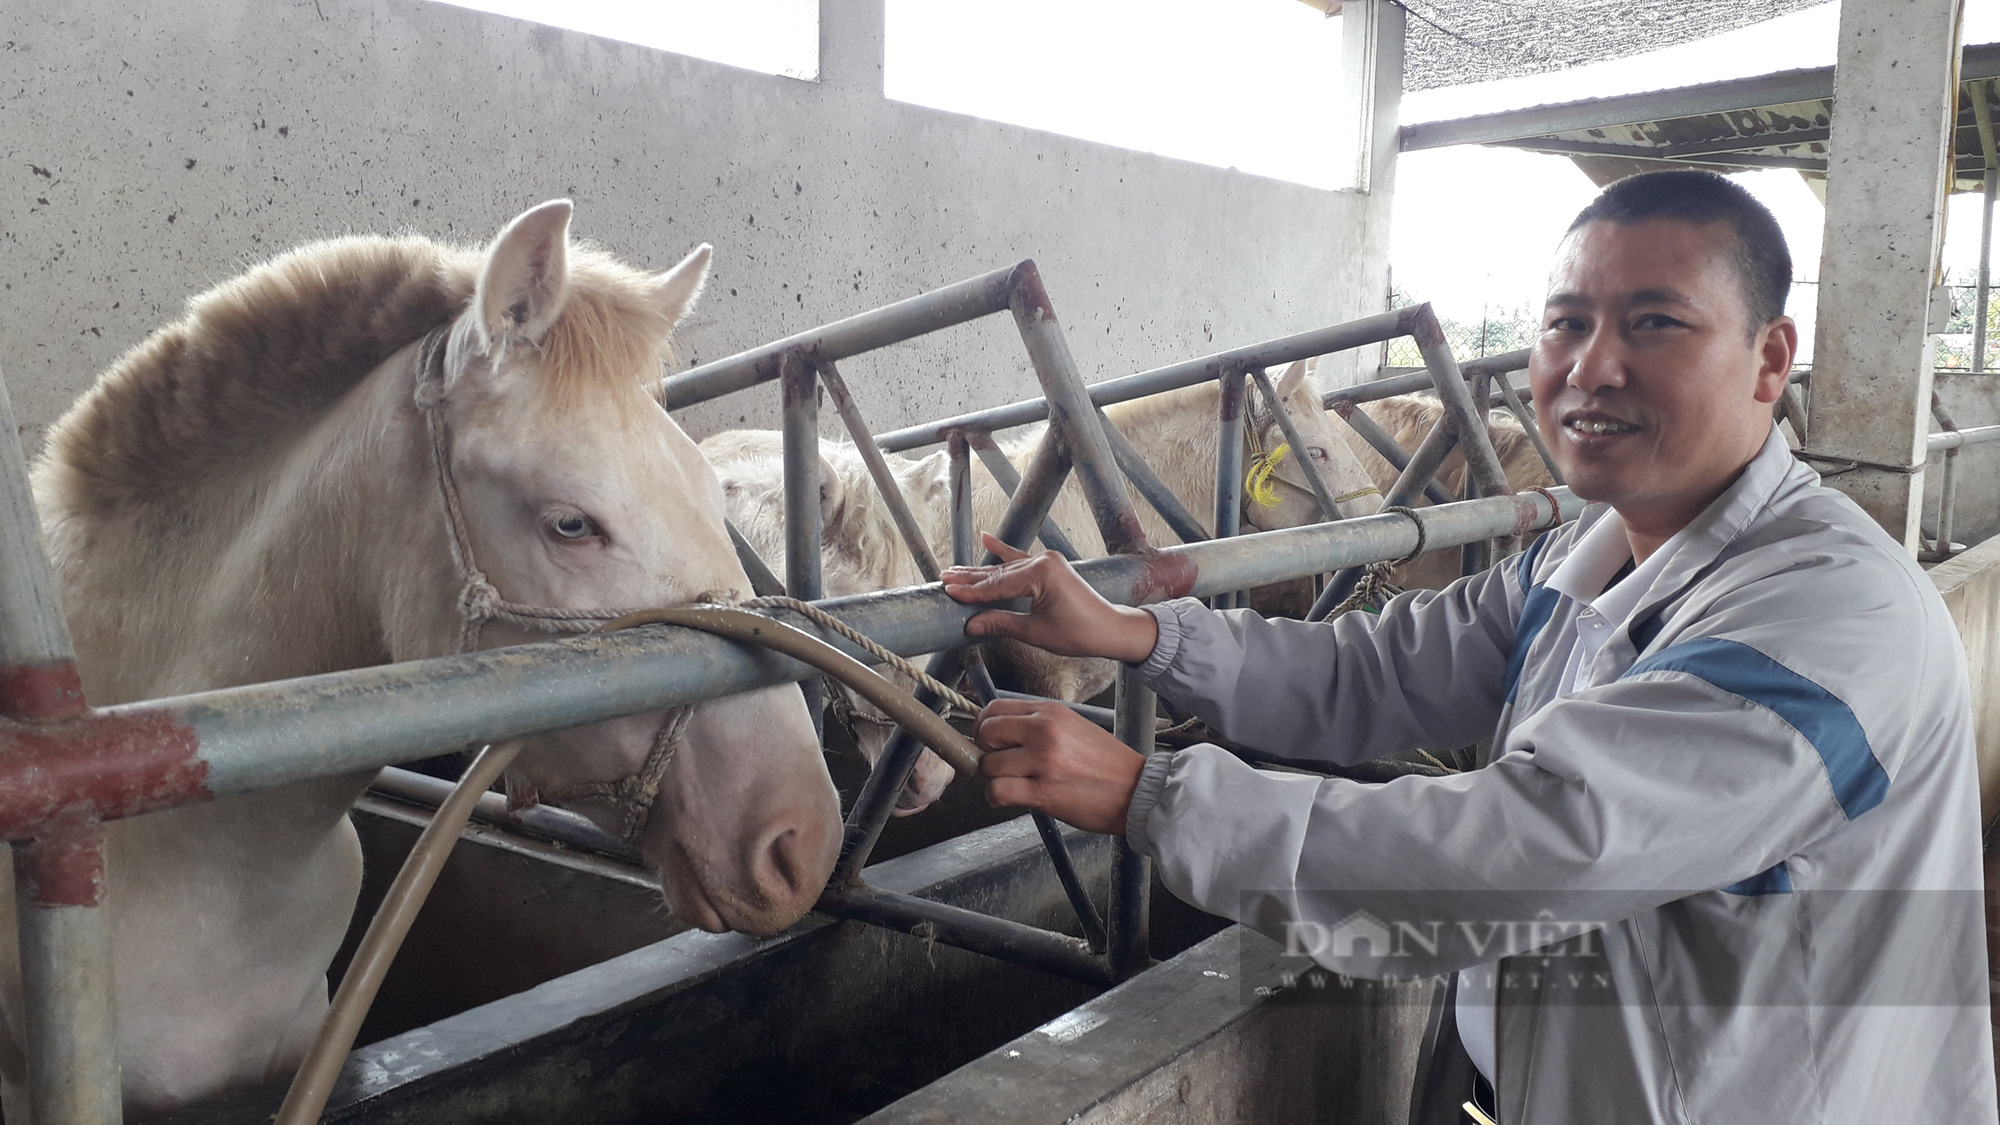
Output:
[
  {"xmin": 1488, "ymin": 136, "xmax": 1827, "ymax": 172},
  {"xmin": 1402, "ymin": 41, "xmax": 2000, "ymax": 153}
]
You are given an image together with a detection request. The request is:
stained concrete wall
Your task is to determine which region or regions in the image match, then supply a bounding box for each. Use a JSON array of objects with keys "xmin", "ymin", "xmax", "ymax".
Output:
[{"xmin": 0, "ymin": 0, "xmax": 1399, "ymax": 454}]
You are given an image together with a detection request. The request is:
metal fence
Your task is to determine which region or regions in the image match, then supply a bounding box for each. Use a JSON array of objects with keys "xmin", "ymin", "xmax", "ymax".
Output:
[{"xmin": 0, "ymin": 263, "xmax": 1579, "ymax": 1122}]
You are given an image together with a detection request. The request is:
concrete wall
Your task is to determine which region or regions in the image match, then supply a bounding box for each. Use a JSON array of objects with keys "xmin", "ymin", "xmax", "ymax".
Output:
[{"xmin": 0, "ymin": 0, "xmax": 1400, "ymax": 453}]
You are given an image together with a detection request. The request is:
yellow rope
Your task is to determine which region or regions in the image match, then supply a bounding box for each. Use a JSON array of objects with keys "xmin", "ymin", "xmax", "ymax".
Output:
[{"xmin": 1245, "ymin": 443, "xmax": 1291, "ymax": 508}]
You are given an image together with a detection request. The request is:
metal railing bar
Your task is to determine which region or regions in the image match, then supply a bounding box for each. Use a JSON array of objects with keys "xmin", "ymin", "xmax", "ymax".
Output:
[
  {"xmin": 1462, "ymin": 368, "xmax": 1496, "ymax": 577},
  {"xmin": 815, "ymin": 883, "xmax": 1114, "ymax": 988},
  {"xmin": 1030, "ymin": 811, "xmax": 1109, "ymax": 953},
  {"xmin": 1320, "ymin": 348, "xmax": 1533, "ymax": 411},
  {"xmin": 836, "ymin": 652, "xmax": 963, "ymax": 882},
  {"xmin": 1494, "ymin": 369, "xmax": 1565, "ymax": 485},
  {"xmin": 1212, "ymin": 371, "xmax": 1247, "ymax": 611},
  {"xmin": 1008, "ymin": 265, "xmax": 1153, "ymax": 559},
  {"xmin": 0, "ymin": 490, "xmax": 1580, "ymax": 840},
  {"xmin": 875, "ymin": 307, "xmax": 1419, "ymax": 453},
  {"xmin": 948, "ymin": 433, "xmax": 977, "ymax": 570},
  {"xmin": 659, "ymin": 264, "xmax": 1021, "ymax": 410},
  {"xmin": 1410, "ymin": 307, "xmax": 1513, "ymax": 500},
  {"xmin": 725, "ymin": 520, "xmax": 787, "ymax": 598},
  {"xmin": 1929, "ymin": 423, "xmax": 2000, "ymax": 451},
  {"xmin": 1108, "ymin": 669, "xmax": 1155, "ymax": 977},
  {"xmin": 1095, "ymin": 409, "xmax": 1211, "ymax": 546},
  {"xmin": 1327, "ymin": 400, "xmax": 1456, "ymax": 506},
  {"xmin": 0, "ymin": 369, "xmax": 122, "ymax": 1125},
  {"xmin": 1007, "ymin": 264, "xmax": 1157, "ymax": 972},
  {"xmin": 962, "ymin": 430, "xmax": 1084, "ymax": 560},
  {"xmin": 780, "ymin": 352, "xmax": 826, "ymax": 738},
  {"xmin": 368, "ymin": 766, "xmax": 639, "ymax": 864},
  {"xmin": 819, "ymin": 359, "xmax": 943, "ymax": 583}
]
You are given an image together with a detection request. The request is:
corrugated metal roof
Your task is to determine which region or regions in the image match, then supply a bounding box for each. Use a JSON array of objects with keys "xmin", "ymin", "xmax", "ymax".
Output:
[
  {"xmin": 1400, "ymin": 0, "xmax": 1833, "ymax": 92},
  {"xmin": 1401, "ymin": 43, "xmax": 2000, "ymax": 195}
]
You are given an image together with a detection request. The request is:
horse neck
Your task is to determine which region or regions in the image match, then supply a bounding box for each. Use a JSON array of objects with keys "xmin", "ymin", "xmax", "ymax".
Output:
[{"xmin": 60, "ymin": 346, "xmax": 454, "ymax": 705}]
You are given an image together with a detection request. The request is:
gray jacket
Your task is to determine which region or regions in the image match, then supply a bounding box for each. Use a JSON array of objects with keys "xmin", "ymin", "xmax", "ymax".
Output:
[{"xmin": 1126, "ymin": 431, "xmax": 1997, "ymax": 1123}]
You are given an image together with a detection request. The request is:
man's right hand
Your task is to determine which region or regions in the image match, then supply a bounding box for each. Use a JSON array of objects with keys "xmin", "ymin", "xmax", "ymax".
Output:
[{"xmin": 939, "ymin": 533, "xmax": 1160, "ymax": 665}]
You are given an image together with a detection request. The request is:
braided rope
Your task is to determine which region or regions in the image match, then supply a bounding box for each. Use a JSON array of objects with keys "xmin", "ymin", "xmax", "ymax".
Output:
[
  {"xmin": 1323, "ymin": 504, "xmax": 1427, "ymax": 617},
  {"xmin": 738, "ymin": 595, "xmax": 981, "ymax": 717},
  {"xmin": 542, "ymin": 705, "xmax": 696, "ymax": 847}
]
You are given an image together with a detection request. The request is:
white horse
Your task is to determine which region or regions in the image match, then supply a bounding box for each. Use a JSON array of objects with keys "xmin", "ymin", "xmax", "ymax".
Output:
[
  {"xmin": 15, "ymin": 201, "xmax": 841, "ymax": 1115},
  {"xmin": 704, "ymin": 361, "xmax": 1380, "ymax": 810}
]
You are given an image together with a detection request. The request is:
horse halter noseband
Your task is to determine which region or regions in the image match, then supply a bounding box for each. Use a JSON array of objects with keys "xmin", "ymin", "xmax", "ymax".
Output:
[{"xmin": 413, "ymin": 326, "xmax": 714, "ymax": 848}]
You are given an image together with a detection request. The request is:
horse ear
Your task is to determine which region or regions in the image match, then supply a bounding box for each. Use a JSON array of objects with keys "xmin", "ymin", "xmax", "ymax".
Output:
[
  {"xmin": 475, "ymin": 199, "xmax": 574, "ymax": 347},
  {"xmin": 652, "ymin": 244, "xmax": 713, "ymax": 330},
  {"xmin": 1274, "ymin": 359, "xmax": 1308, "ymax": 400}
]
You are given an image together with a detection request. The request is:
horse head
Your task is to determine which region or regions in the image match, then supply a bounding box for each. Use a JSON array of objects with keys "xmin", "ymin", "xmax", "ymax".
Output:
[
  {"xmin": 1244, "ymin": 359, "xmax": 1385, "ymax": 534},
  {"xmin": 425, "ymin": 200, "xmax": 840, "ymax": 935}
]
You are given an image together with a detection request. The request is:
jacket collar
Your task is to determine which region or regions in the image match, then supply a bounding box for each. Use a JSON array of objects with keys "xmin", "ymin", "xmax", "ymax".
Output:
[{"xmin": 1571, "ymin": 425, "xmax": 1801, "ymax": 634}]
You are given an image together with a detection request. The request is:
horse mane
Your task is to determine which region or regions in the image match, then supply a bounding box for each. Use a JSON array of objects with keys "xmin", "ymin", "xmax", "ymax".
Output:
[{"xmin": 41, "ymin": 232, "xmax": 682, "ymax": 514}]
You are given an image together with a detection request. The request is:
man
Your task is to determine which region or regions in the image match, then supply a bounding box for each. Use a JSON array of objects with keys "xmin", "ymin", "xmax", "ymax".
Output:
[{"xmin": 941, "ymin": 170, "xmax": 1997, "ymax": 1123}]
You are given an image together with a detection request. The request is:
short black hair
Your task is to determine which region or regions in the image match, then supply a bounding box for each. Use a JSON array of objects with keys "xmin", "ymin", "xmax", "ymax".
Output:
[{"xmin": 1567, "ymin": 169, "xmax": 1793, "ymax": 335}]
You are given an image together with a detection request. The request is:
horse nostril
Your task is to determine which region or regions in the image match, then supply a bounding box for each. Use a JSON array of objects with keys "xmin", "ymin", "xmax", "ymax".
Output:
[
  {"xmin": 759, "ymin": 827, "xmax": 805, "ymax": 899},
  {"xmin": 755, "ymin": 820, "xmax": 835, "ymax": 907}
]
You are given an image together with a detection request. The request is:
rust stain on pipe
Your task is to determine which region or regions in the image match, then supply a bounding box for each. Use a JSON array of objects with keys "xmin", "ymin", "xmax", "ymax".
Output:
[
  {"xmin": 0, "ymin": 661, "xmax": 87, "ymax": 722},
  {"xmin": 1130, "ymin": 550, "xmax": 1198, "ymax": 604},
  {"xmin": 1008, "ymin": 263, "xmax": 1058, "ymax": 325},
  {"xmin": 0, "ymin": 709, "xmax": 209, "ymax": 839},
  {"xmin": 15, "ymin": 811, "xmax": 106, "ymax": 907}
]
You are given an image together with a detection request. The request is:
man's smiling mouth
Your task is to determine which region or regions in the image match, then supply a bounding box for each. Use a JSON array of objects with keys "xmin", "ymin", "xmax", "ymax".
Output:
[{"xmin": 1562, "ymin": 411, "xmax": 1640, "ymax": 437}]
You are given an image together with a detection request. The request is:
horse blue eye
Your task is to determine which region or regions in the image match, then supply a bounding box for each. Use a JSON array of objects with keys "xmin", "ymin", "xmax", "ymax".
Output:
[{"xmin": 552, "ymin": 515, "xmax": 594, "ymax": 540}]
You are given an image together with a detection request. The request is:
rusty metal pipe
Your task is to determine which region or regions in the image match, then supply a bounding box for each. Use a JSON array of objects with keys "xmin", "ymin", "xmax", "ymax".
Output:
[{"xmin": 0, "ymin": 369, "xmax": 122, "ymax": 1125}]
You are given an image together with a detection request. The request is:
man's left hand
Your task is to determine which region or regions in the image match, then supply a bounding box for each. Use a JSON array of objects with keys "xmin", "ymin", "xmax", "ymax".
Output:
[{"xmin": 976, "ymin": 699, "xmax": 1148, "ymax": 836}]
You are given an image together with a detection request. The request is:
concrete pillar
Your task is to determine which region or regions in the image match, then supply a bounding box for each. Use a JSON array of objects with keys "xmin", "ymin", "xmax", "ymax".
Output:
[
  {"xmin": 819, "ymin": 0, "xmax": 884, "ymax": 95},
  {"xmin": 1807, "ymin": 1, "xmax": 1964, "ymax": 549},
  {"xmin": 1322, "ymin": 0, "xmax": 1405, "ymax": 389}
]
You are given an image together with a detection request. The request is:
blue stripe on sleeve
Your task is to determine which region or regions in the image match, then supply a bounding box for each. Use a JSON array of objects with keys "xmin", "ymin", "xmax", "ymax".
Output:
[
  {"xmin": 1623, "ymin": 637, "xmax": 1889, "ymax": 820},
  {"xmin": 1505, "ymin": 585, "xmax": 1560, "ymax": 704},
  {"xmin": 1722, "ymin": 861, "xmax": 1793, "ymax": 896}
]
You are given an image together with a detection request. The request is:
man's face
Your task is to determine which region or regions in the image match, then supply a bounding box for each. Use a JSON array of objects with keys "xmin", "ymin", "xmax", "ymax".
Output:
[{"xmin": 1529, "ymin": 218, "xmax": 1795, "ymax": 539}]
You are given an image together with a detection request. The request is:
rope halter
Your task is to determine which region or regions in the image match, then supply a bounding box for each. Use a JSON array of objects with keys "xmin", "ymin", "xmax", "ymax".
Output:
[
  {"xmin": 413, "ymin": 325, "xmax": 711, "ymax": 849},
  {"xmin": 415, "ymin": 328, "xmax": 979, "ymax": 846}
]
